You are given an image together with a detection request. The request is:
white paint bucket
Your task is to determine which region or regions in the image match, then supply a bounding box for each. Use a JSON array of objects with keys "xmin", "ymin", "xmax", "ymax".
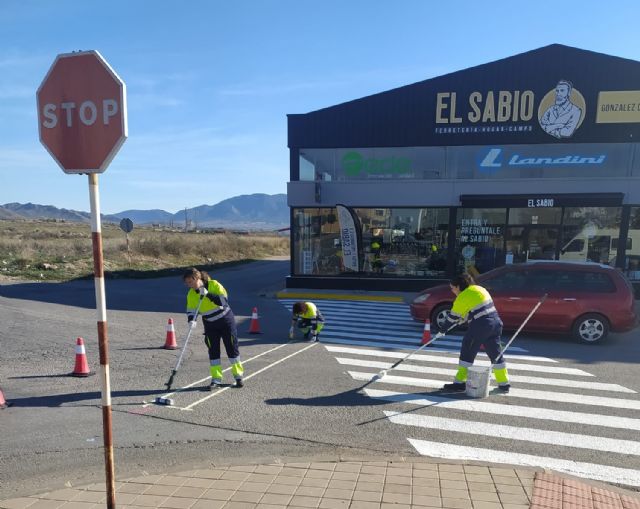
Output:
[{"xmin": 466, "ymin": 366, "xmax": 490, "ymax": 398}]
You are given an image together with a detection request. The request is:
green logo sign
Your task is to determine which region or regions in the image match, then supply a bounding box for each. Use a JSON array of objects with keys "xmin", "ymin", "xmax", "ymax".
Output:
[{"xmin": 341, "ymin": 151, "xmax": 412, "ymax": 177}]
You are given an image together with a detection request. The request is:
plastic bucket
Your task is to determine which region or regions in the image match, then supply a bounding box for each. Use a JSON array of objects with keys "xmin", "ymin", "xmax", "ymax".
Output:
[{"xmin": 466, "ymin": 366, "xmax": 490, "ymax": 398}]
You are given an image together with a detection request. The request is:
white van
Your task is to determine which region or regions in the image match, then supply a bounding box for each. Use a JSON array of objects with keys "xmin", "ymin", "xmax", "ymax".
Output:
[{"xmin": 560, "ymin": 228, "xmax": 638, "ymax": 264}]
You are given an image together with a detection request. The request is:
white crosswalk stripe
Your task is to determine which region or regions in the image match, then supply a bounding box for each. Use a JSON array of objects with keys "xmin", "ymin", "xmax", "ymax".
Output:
[
  {"xmin": 365, "ymin": 388, "xmax": 640, "ymax": 430},
  {"xmin": 278, "ymin": 298, "xmax": 640, "ymax": 487},
  {"xmin": 408, "ymin": 440, "xmax": 640, "ymax": 488},
  {"xmin": 337, "ymin": 358, "xmax": 633, "ymax": 392}
]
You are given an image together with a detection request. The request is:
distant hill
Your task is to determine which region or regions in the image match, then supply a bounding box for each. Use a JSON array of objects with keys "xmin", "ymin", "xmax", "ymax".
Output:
[
  {"xmin": 1, "ymin": 202, "xmax": 121, "ymax": 223},
  {"xmin": 1, "ymin": 193, "xmax": 289, "ymax": 229}
]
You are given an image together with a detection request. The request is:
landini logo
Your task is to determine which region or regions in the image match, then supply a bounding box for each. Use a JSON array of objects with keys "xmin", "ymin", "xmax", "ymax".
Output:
[{"xmin": 478, "ymin": 148, "xmax": 606, "ymax": 171}]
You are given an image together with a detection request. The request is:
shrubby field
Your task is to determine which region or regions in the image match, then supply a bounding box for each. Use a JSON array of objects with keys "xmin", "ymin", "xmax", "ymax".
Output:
[{"xmin": 0, "ymin": 219, "xmax": 289, "ymax": 281}]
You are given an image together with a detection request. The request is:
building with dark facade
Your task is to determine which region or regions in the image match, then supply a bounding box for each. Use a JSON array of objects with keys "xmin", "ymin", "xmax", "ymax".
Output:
[{"xmin": 286, "ymin": 44, "xmax": 640, "ymax": 291}]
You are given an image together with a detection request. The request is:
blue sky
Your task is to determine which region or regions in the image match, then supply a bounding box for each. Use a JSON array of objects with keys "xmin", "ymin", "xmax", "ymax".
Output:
[{"xmin": 1, "ymin": 1, "xmax": 639, "ymax": 214}]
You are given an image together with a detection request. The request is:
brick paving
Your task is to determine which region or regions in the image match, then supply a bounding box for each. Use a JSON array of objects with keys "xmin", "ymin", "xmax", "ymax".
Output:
[
  {"xmin": 1, "ymin": 460, "xmax": 638, "ymax": 509},
  {"xmin": 531, "ymin": 472, "xmax": 640, "ymax": 509}
]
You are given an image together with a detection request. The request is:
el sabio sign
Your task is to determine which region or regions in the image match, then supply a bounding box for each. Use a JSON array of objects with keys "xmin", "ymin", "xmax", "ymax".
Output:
[{"xmin": 36, "ymin": 50, "xmax": 127, "ymax": 509}]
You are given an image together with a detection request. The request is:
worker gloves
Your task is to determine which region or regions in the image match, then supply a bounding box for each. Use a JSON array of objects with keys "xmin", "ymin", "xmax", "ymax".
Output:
[
  {"xmin": 198, "ymin": 286, "xmax": 208, "ymax": 297},
  {"xmin": 189, "ymin": 320, "xmax": 198, "ymax": 329}
]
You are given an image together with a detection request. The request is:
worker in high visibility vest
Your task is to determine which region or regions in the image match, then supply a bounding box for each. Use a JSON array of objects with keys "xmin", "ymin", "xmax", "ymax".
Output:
[
  {"xmin": 183, "ymin": 267, "xmax": 244, "ymax": 390},
  {"xmin": 289, "ymin": 301, "xmax": 325, "ymax": 342},
  {"xmin": 440, "ymin": 273, "xmax": 510, "ymax": 393}
]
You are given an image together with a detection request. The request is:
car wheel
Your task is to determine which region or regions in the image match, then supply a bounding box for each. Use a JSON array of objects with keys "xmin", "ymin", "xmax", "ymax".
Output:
[
  {"xmin": 431, "ymin": 304, "xmax": 452, "ymax": 333},
  {"xmin": 572, "ymin": 313, "xmax": 610, "ymax": 344}
]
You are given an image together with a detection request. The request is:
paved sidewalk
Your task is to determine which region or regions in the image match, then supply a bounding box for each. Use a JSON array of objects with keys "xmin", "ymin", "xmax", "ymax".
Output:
[{"xmin": 2, "ymin": 459, "xmax": 639, "ymax": 509}]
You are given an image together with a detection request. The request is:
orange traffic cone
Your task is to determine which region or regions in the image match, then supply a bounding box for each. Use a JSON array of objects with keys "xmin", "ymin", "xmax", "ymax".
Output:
[
  {"xmin": 0, "ymin": 387, "xmax": 9, "ymax": 409},
  {"xmin": 421, "ymin": 319, "xmax": 432, "ymax": 345},
  {"xmin": 163, "ymin": 318, "xmax": 178, "ymax": 349},
  {"xmin": 71, "ymin": 337, "xmax": 91, "ymax": 377},
  {"xmin": 248, "ymin": 307, "xmax": 261, "ymax": 334}
]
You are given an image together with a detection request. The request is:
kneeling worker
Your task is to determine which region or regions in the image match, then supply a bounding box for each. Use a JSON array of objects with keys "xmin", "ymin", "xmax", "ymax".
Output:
[
  {"xmin": 289, "ymin": 301, "xmax": 325, "ymax": 342},
  {"xmin": 440, "ymin": 273, "xmax": 510, "ymax": 393}
]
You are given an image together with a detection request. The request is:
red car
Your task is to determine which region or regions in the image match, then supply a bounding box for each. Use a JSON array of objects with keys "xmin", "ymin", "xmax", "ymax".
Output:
[{"xmin": 410, "ymin": 261, "xmax": 638, "ymax": 344}]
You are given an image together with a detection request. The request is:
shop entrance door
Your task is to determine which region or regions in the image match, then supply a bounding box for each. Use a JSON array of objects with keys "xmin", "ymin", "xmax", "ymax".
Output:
[{"xmin": 505, "ymin": 226, "xmax": 559, "ymax": 263}]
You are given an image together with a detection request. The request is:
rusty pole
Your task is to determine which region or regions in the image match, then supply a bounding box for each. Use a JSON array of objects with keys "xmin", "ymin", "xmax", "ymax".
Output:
[{"xmin": 88, "ymin": 173, "xmax": 116, "ymax": 508}]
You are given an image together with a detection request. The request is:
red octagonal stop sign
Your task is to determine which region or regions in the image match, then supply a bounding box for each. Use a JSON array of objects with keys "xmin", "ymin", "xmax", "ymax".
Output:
[{"xmin": 37, "ymin": 50, "xmax": 127, "ymax": 174}]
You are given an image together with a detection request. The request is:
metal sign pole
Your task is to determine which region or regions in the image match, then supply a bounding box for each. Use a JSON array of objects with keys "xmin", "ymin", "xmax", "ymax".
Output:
[{"xmin": 88, "ymin": 173, "xmax": 116, "ymax": 509}]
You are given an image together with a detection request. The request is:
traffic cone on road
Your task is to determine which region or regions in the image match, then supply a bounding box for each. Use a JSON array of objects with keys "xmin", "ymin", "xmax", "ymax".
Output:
[
  {"xmin": 248, "ymin": 307, "xmax": 262, "ymax": 334},
  {"xmin": 421, "ymin": 319, "xmax": 432, "ymax": 345},
  {"xmin": 71, "ymin": 337, "xmax": 91, "ymax": 377},
  {"xmin": 163, "ymin": 318, "xmax": 178, "ymax": 349},
  {"xmin": 0, "ymin": 386, "xmax": 10, "ymax": 409}
]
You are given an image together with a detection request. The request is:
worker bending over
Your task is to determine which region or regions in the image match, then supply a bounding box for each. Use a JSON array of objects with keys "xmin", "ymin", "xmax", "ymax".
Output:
[
  {"xmin": 440, "ymin": 273, "xmax": 510, "ymax": 393},
  {"xmin": 183, "ymin": 268, "xmax": 244, "ymax": 390},
  {"xmin": 289, "ymin": 301, "xmax": 325, "ymax": 342}
]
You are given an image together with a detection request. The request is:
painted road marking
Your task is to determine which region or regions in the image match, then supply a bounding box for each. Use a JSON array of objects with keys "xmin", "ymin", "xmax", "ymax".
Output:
[
  {"xmin": 325, "ymin": 345, "xmax": 559, "ymax": 364},
  {"xmin": 337, "ymin": 358, "xmax": 634, "ymax": 393},
  {"xmin": 348, "ymin": 371, "xmax": 640, "ymax": 411},
  {"xmin": 365, "ymin": 388, "xmax": 640, "ymax": 431},
  {"xmin": 386, "ymin": 411, "xmax": 640, "ymax": 455},
  {"xmin": 182, "ymin": 342, "xmax": 318, "ymax": 410},
  {"xmin": 408, "ymin": 439, "xmax": 640, "ymax": 488}
]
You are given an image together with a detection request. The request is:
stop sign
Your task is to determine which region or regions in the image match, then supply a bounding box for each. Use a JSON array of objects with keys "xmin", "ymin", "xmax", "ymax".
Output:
[{"xmin": 37, "ymin": 50, "xmax": 127, "ymax": 174}]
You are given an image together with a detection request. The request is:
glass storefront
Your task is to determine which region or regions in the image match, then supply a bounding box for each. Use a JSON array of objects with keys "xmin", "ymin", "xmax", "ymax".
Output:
[
  {"xmin": 624, "ymin": 207, "xmax": 640, "ymax": 281},
  {"xmin": 559, "ymin": 207, "xmax": 621, "ymax": 265},
  {"xmin": 292, "ymin": 207, "xmax": 449, "ymax": 277},
  {"xmin": 456, "ymin": 208, "xmax": 506, "ymax": 278},
  {"xmin": 293, "ymin": 205, "xmax": 632, "ymax": 282}
]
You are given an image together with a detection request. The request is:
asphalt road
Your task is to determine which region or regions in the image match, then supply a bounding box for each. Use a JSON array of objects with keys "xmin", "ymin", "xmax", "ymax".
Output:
[{"xmin": 1, "ymin": 259, "xmax": 639, "ymax": 498}]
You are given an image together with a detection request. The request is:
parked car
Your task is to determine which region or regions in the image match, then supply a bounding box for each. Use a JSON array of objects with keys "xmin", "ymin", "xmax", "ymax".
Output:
[{"xmin": 409, "ymin": 261, "xmax": 638, "ymax": 344}]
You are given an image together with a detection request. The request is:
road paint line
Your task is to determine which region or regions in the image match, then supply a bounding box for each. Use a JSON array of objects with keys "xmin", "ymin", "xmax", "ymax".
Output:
[
  {"xmin": 324, "ymin": 333, "xmax": 527, "ymax": 352},
  {"xmin": 321, "ymin": 337, "xmax": 422, "ymax": 350},
  {"xmin": 348, "ymin": 371, "xmax": 640, "ymax": 411},
  {"xmin": 182, "ymin": 342, "xmax": 319, "ymax": 410},
  {"xmin": 325, "ymin": 345, "xmax": 559, "ymax": 364},
  {"xmin": 325, "ymin": 323, "xmax": 424, "ymax": 333},
  {"xmin": 337, "ymin": 358, "xmax": 634, "ymax": 393},
  {"xmin": 283, "ymin": 309, "xmax": 413, "ymax": 323},
  {"xmin": 385, "ymin": 410, "xmax": 640, "ymax": 455},
  {"xmin": 366, "ymin": 388, "xmax": 640, "ymax": 430},
  {"xmin": 276, "ymin": 293, "xmax": 403, "ymax": 302},
  {"xmin": 278, "ymin": 298, "xmax": 408, "ymax": 308},
  {"xmin": 408, "ymin": 439, "xmax": 640, "ymax": 487},
  {"xmin": 144, "ymin": 342, "xmax": 292, "ymax": 408}
]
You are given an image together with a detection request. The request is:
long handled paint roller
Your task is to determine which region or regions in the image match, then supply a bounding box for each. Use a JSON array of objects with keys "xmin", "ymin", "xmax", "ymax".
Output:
[
  {"xmin": 155, "ymin": 295, "xmax": 205, "ymax": 406},
  {"xmin": 369, "ymin": 320, "xmax": 461, "ymax": 383}
]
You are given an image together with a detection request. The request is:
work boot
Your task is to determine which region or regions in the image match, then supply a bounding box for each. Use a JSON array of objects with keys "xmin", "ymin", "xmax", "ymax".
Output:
[
  {"xmin": 303, "ymin": 331, "xmax": 310, "ymax": 339},
  {"xmin": 235, "ymin": 379, "xmax": 244, "ymax": 388},
  {"xmin": 209, "ymin": 380, "xmax": 222, "ymax": 391},
  {"xmin": 497, "ymin": 384, "xmax": 511, "ymax": 393},
  {"xmin": 442, "ymin": 382, "xmax": 466, "ymax": 392}
]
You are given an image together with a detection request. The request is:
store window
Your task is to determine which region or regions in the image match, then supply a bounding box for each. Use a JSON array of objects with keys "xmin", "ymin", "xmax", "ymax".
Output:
[
  {"xmin": 559, "ymin": 207, "xmax": 621, "ymax": 265},
  {"xmin": 292, "ymin": 207, "xmax": 449, "ymax": 277},
  {"xmin": 292, "ymin": 208, "xmax": 341, "ymax": 275},
  {"xmin": 358, "ymin": 208, "xmax": 449, "ymax": 277},
  {"xmin": 625, "ymin": 207, "xmax": 640, "ymax": 281},
  {"xmin": 456, "ymin": 208, "xmax": 507, "ymax": 277}
]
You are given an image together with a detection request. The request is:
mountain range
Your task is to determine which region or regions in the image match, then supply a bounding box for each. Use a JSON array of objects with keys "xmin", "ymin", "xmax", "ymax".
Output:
[{"xmin": 0, "ymin": 193, "xmax": 289, "ymax": 229}]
